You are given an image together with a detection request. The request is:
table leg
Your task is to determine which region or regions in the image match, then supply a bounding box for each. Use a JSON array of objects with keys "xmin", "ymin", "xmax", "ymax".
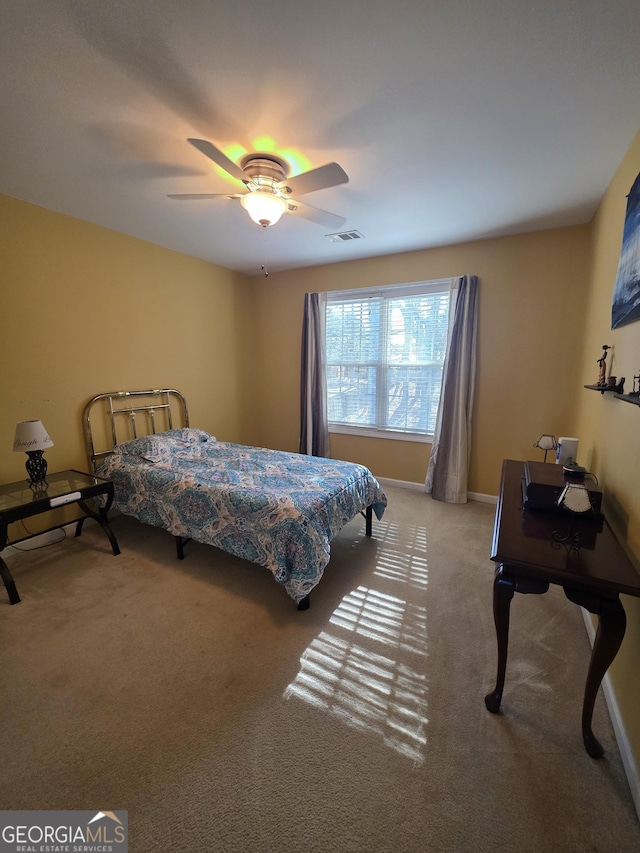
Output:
[
  {"xmin": 485, "ymin": 567, "xmax": 550, "ymax": 713},
  {"xmin": 75, "ymin": 500, "xmax": 121, "ymax": 556},
  {"xmin": 565, "ymin": 588, "xmax": 626, "ymax": 758},
  {"xmin": 0, "ymin": 554, "xmax": 21, "ymax": 605},
  {"xmin": 485, "ymin": 569, "xmax": 516, "ymax": 713}
]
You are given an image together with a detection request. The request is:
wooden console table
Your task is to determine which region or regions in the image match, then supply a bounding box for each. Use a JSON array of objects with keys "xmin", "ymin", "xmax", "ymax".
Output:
[{"xmin": 485, "ymin": 459, "xmax": 640, "ymax": 758}]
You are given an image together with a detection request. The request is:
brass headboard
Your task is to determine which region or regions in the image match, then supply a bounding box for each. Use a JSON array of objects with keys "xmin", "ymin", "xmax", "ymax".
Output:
[{"xmin": 83, "ymin": 389, "xmax": 189, "ymax": 473}]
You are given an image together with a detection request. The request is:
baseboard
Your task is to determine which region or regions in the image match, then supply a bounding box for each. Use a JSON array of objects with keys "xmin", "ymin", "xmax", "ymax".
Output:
[
  {"xmin": 378, "ymin": 477, "xmax": 425, "ymax": 491},
  {"xmin": 581, "ymin": 608, "xmax": 640, "ymax": 821},
  {"xmin": 3, "ymin": 525, "xmax": 71, "ymax": 555},
  {"xmin": 2, "ymin": 520, "xmax": 94, "ymax": 558},
  {"xmin": 378, "ymin": 478, "xmax": 498, "ymax": 505},
  {"xmin": 467, "ymin": 491, "xmax": 498, "ymax": 504}
]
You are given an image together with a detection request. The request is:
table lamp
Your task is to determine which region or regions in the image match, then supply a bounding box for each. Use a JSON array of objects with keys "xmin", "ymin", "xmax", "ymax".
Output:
[
  {"xmin": 533, "ymin": 433, "xmax": 557, "ymax": 462},
  {"xmin": 13, "ymin": 420, "xmax": 54, "ymax": 486}
]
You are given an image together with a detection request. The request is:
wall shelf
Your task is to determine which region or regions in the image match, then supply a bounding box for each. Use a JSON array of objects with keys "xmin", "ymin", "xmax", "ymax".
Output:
[
  {"xmin": 585, "ymin": 378, "xmax": 640, "ymax": 407},
  {"xmin": 614, "ymin": 393, "xmax": 640, "ymax": 407},
  {"xmin": 584, "ymin": 378, "xmax": 625, "ymax": 395}
]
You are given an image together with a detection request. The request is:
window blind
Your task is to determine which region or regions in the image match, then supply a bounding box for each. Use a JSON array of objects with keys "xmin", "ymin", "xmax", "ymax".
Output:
[{"xmin": 326, "ymin": 280, "xmax": 453, "ymax": 438}]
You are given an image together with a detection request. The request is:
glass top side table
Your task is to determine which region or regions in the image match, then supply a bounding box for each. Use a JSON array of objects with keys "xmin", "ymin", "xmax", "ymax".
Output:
[{"xmin": 0, "ymin": 469, "xmax": 120, "ymax": 605}]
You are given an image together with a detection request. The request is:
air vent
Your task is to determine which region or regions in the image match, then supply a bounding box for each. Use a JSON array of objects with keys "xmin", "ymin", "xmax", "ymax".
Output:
[{"xmin": 326, "ymin": 230, "xmax": 365, "ymax": 243}]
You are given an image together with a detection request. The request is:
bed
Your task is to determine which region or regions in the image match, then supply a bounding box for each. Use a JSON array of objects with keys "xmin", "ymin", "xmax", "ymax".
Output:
[{"xmin": 83, "ymin": 389, "xmax": 387, "ymax": 609}]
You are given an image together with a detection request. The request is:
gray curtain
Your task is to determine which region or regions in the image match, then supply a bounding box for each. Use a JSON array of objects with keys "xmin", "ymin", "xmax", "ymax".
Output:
[
  {"xmin": 299, "ymin": 292, "xmax": 330, "ymax": 457},
  {"xmin": 425, "ymin": 275, "xmax": 479, "ymax": 503}
]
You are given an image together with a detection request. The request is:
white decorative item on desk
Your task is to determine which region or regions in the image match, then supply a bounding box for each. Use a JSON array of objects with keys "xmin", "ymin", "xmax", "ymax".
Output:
[
  {"xmin": 557, "ymin": 482, "xmax": 594, "ymax": 513},
  {"xmin": 555, "ymin": 436, "xmax": 579, "ymax": 466}
]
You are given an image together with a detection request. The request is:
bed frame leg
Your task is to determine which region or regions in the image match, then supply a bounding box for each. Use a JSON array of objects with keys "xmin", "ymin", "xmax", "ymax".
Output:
[
  {"xmin": 297, "ymin": 594, "xmax": 310, "ymax": 611},
  {"xmin": 365, "ymin": 504, "xmax": 372, "ymax": 536},
  {"xmin": 175, "ymin": 536, "xmax": 185, "ymax": 560}
]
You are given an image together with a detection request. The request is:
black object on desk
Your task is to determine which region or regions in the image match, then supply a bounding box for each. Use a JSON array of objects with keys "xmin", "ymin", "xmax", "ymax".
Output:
[
  {"xmin": 521, "ymin": 459, "xmax": 603, "ymax": 515},
  {"xmin": 0, "ymin": 469, "xmax": 120, "ymax": 605},
  {"xmin": 485, "ymin": 459, "xmax": 640, "ymax": 758}
]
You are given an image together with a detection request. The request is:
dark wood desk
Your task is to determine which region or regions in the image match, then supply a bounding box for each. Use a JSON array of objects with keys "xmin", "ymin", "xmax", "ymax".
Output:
[{"xmin": 485, "ymin": 459, "xmax": 640, "ymax": 758}]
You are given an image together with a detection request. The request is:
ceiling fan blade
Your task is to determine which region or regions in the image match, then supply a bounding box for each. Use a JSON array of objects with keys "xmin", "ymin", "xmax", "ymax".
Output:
[
  {"xmin": 167, "ymin": 193, "xmax": 244, "ymax": 200},
  {"xmin": 280, "ymin": 162, "xmax": 348, "ymax": 196},
  {"xmin": 187, "ymin": 138, "xmax": 249, "ymax": 183},
  {"xmin": 287, "ymin": 199, "xmax": 346, "ymax": 229}
]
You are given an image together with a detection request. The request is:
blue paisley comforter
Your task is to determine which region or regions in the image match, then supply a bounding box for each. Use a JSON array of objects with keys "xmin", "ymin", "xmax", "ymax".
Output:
[{"xmin": 96, "ymin": 429, "xmax": 387, "ymax": 603}]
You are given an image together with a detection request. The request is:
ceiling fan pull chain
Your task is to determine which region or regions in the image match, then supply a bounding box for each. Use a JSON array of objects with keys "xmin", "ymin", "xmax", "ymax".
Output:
[{"xmin": 261, "ymin": 224, "xmax": 269, "ymax": 278}]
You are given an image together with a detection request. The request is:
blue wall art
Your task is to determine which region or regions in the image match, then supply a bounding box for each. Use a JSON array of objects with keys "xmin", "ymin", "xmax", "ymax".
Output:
[{"xmin": 612, "ymin": 171, "xmax": 640, "ymax": 329}]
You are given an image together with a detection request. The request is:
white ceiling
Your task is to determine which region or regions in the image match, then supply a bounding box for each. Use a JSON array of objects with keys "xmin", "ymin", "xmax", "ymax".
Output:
[{"xmin": 2, "ymin": 1, "xmax": 639, "ymax": 276}]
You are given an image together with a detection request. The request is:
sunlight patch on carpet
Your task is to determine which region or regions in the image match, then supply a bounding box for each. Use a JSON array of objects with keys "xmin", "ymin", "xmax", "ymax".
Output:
[
  {"xmin": 284, "ymin": 587, "xmax": 428, "ymax": 763},
  {"xmin": 330, "ymin": 586, "xmax": 427, "ymax": 657},
  {"xmin": 369, "ymin": 520, "xmax": 429, "ymax": 590}
]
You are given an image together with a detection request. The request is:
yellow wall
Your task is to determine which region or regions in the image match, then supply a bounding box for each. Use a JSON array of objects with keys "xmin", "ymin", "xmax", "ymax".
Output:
[
  {"xmin": 574, "ymin": 128, "xmax": 640, "ymax": 772},
  {"xmin": 1, "ymin": 194, "xmax": 254, "ymax": 532},
  {"xmin": 248, "ymin": 227, "xmax": 591, "ymax": 493}
]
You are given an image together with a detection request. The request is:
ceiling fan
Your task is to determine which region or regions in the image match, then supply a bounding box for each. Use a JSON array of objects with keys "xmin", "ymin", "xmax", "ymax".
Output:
[{"xmin": 168, "ymin": 138, "xmax": 349, "ymax": 229}]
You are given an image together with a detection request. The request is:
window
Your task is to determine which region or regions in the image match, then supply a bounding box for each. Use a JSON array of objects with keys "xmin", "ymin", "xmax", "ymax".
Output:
[{"xmin": 325, "ymin": 279, "xmax": 455, "ymax": 440}]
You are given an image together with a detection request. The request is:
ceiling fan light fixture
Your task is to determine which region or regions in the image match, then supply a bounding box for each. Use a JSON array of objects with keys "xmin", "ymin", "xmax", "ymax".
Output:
[{"xmin": 241, "ymin": 190, "xmax": 287, "ymax": 227}]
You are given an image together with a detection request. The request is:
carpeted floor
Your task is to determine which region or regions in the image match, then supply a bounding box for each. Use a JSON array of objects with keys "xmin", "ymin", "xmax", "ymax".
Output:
[{"xmin": 1, "ymin": 484, "xmax": 638, "ymax": 852}]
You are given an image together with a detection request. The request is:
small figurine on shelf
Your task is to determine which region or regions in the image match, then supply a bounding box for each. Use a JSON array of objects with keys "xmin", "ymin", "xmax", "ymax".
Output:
[
  {"xmin": 597, "ymin": 344, "xmax": 611, "ymax": 386},
  {"xmin": 632, "ymin": 371, "xmax": 640, "ymax": 397}
]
